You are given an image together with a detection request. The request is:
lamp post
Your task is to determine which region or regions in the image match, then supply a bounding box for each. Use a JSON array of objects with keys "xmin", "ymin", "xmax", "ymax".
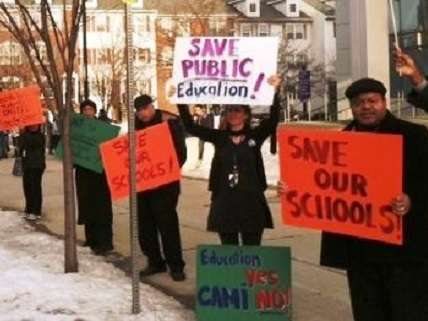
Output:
[
  {"xmin": 83, "ymin": 0, "xmax": 89, "ymax": 100},
  {"xmin": 124, "ymin": 1, "xmax": 140, "ymax": 314}
]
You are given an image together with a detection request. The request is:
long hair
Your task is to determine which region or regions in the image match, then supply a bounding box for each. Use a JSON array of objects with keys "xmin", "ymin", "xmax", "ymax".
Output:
[{"xmin": 219, "ymin": 105, "xmax": 252, "ymax": 131}]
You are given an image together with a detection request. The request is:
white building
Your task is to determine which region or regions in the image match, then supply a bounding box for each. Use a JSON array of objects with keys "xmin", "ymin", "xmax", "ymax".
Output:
[
  {"xmin": 228, "ymin": 0, "xmax": 337, "ymax": 118},
  {"xmin": 78, "ymin": 0, "xmax": 158, "ymax": 113}
]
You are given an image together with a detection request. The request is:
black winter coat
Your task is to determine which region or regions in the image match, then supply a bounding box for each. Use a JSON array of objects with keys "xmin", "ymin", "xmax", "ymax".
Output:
[
  {"xmin": 407, "ymin": 84, "xmax": 428, "ymax": 110},
  {"xmin": 178, "ymin": 94, "xmax": 280, "ymax": 195},
  {"xmin": 20, "ymin": 131, "xmax": 46, "ymax": 170},
  {"xmin": 75, "ymin": 116, "xmax": 114, "ymax": 225},
  {"xmin": 178, "ymin": 95, "xmax": 280, "ymax": 232},
  {"xmin": 75, "ymin": 165, "xmax": 113, "ymax": 225},
  {"xmin": 135, "ymin": 109, "xmax": 187, "ymax": 194},
  {"xmin": 320, "ymin": 112, "xmax": 428, "ymax": 270}
]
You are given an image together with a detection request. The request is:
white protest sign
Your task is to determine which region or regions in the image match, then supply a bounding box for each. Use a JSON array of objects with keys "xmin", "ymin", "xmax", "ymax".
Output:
[{"xmin": 171, "ymin": 37, "xmax": 279, "ymax": 106}]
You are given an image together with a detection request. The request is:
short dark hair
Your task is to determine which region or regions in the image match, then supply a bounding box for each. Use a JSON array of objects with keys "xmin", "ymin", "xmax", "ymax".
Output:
[{"xmin": 79, "ymin": 99, "xmax": 97, "ymax": 113}]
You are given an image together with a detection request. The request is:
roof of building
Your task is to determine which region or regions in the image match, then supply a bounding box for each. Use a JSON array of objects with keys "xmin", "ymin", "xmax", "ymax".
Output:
[
  {"xmin": 303, "ymin": 0, "xmax": 335, "ymax": 16},
  {"xmin": 232, "ymin": 0, "xmax": 311, "ymax": 22},
  {"xmin": 13, "ymin": 0, "xmax": 333, "ymax": 19},
  {"xmin": 144, "ymin": 0, "xmax": 237, "ymax": 15}
]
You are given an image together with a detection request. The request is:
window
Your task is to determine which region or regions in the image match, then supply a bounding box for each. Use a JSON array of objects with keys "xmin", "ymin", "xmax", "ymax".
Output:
[
  {"xmin": 286, "ymin": 54, "xmax": 295, "ymax": 66},
  {"xmin": 86, "ymin": 15, "xmax": 96, "ymax": 32},
  {"xmin": 295, "ymin": 24, "xmax": 305, "ymax": 39},
  {"xmin": 87, "ymin": 48, "xmax": 98, "ymax": 65},
  {"xmin": 146, "ymin": 16, "xmax": 151, "ymax": 33},
  {"xmin": 0, "ymin": 41, "xmax": 21, "ymax": 65},
  {"xmin": 258, "ymin": 24, "xmax": 269, "ymax": 36},
  {"xmin": 134, "ymin": 16, "xmax": 145, "ymax": 33},
  {"xmin": 209, "ymin": 18, "xmax": 227, "ymax": 36},
  {"xmin": 297, "ymin": 54, "xmax": 308, "ymax": 66},
  {"xmin": 106, "ymin": 16, "xmax": 111, "ymax": 33},
  {"xmin": 286, "ymin": 24, "xmax": 294, "ymax": 39},
  {"xmin": 333, "ymin": 22, "xmax": 336, "ymax": 38},
  {"xmin": 287, "ymin": 24, "xmax": 307, "ymax": 40},
  {"xmin": 289, "ymin": 4, "xmax": 297, "ymax": 13},
  {"xmin": 138, "ymin": 48, "xmax": 151, "ymax": 63},
  {"xmin": 96, "ymin": 15, "xmax": 109, "ymax": 32},
  {"xmin": 9, "ymin": 43, "xmax": 21, "ymax": 65},
  {"xmin": 36, "ymin": 41, "xmax": 48, "ymax": 63},
  {"xmin": 249, "ymin": 3, "xmax": 257, "ymax": 13},
  {"xmin": 241, "ymin": 23, "xmax": 251, "ymax": 37}
]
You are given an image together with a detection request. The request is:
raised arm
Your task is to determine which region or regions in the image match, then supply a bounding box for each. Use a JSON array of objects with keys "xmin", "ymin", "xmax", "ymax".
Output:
[
  {"xmin": 177, "ymin": 104, "xmax": 220, "ymax": 143},
  {"xmin": 252, "ymin": 91, "xmax": 281, "ymax": 144},
  {"xmin": 253, "ymin": 75, "xmax": 282, "ymax": 143}
]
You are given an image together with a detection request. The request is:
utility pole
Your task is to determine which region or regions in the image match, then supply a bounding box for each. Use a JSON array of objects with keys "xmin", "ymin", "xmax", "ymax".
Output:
[{"xmin": 124, "ymin": 1, "xmax": 140, "ymax": 314}]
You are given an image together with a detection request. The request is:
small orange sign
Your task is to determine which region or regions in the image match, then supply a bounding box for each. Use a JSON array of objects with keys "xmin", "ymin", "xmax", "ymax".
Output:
[
  {"xmin": 278, "ymin": 128, "xmax": 403, "ymax": 245},
  {"xmin": 0, "ymin": 86, "xmax": 43, "ymax": 130},
  {"xmin": 100, "ymin": 122, "xmax": 181, "ymax": 200}
]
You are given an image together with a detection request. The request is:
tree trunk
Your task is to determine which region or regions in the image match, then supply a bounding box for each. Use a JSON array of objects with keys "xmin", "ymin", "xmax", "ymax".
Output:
[{"xmin": 62, "ymin": 97, "xmax": 78, "ymax": 273}]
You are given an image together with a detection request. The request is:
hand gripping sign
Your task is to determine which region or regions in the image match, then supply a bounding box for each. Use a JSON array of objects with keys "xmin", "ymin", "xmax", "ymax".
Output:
[
  {"xmin": 278, "ymin": 128, "xmax": 403, "ymax": 245},
  {"xmin": 100, "ymin": 122, "xmax": 181, "ymax": 200}
]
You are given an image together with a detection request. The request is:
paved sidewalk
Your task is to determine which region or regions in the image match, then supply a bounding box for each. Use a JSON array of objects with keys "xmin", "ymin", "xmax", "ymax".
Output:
[{"xmin": 0, "ymin": 156, "xmax": 353, "ymax": 321}]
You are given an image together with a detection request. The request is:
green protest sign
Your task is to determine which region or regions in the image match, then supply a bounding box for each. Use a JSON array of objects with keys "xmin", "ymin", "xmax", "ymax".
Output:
[
  {"xmin": 196, "ymin": 245, "xmax": 292, "ymax": 321},
  {"xmin": 56, "ymin": 113, "xmax": 120, "ymax": 173}
]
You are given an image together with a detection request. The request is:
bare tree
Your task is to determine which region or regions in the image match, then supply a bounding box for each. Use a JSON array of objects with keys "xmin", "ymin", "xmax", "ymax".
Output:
[
  {"xmin": 0, "ymin": 0, "xmax": 83, "ymax": 272},
  {"xmin": 277, "ymin": 36, "xmax": 336, "ymax": 120},
  {"xmin": 91, "ymin": 36, "xmax": 126, "ymax": 122},
  {"xmin": 153, "ymin": 0, "xmax": 236, "ymax": 110}
]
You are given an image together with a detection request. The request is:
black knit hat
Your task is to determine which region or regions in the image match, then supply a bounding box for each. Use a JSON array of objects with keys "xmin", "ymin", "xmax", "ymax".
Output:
[
  {"xmin": 80, "ymin": 99, "xmax": 97, "ymax": 113},
  {"xmin": 134, "ymin": 94, "xmax": 155, "ymax": 110},
  {"xmin": 345, "ymin": 78, "xmax": 387, "ymax": 100}
]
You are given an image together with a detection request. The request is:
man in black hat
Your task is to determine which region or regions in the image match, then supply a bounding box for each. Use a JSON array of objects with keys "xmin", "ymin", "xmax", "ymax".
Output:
[
  {"xmin": 320, "ymin": 78, "xmax": 428, "ymax": 321},
  {"xmin": 134, "ymin": 94, "xmax": 187, "ymax": 282}
]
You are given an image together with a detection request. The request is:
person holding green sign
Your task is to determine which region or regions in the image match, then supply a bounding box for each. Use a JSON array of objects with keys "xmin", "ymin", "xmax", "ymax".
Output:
[
  {"xmin": 75, "ymin": 99, "xmax": 114, "ymax": 256},
  {"xmin": 174, "ymin": 75, "xmax": 282, "ymax": 246}
]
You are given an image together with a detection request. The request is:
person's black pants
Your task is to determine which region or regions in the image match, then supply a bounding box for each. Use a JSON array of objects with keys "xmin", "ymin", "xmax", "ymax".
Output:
[
  {"xmin": 84, "ymin": 222, "xmax": 113, "ymax": 251},
  {"xmin": 198, "ymin": 139, "xmax": 205, "ymax": 160},
  {"xmin": 347, "ymin": 262, "xmax": 428, "ymax": 321},
  {"xmin": 23, "ymin": 168, "xmax": 44, "ymax": 215},
  {"xmin": 219, "ymin": 231, "xmax": 263, "ymax": 246},
  {"xmin": 50, "ymin": 135, "xmax": 60, "ymax": 154},
  {"xmin": 137, "ymin": 184, "xmax": 185, "ymax": 272}
]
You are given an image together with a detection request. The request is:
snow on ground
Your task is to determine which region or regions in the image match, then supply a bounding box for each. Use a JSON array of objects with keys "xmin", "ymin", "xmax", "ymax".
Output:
[
  {"xmin": 0, "ymin": 211, "xmax": 194, "ymax": 321},
  {"xmin": 182, "ymin": 137, "xmax": 279, "ymax": 185}
]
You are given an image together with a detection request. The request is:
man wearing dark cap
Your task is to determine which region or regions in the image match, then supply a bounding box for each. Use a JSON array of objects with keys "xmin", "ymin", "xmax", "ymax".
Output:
[
  {"xmin": 134, "ymin": 94, "xmax": 187, "ymax": 282},
  {"xmin": 320, "ymin": 78, "xmax": 428, "ymax": 321}
]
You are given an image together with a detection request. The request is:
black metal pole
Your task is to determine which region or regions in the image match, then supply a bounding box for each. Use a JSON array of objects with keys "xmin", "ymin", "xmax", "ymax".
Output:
[{"xmin": 83, "ymin": 0, "xmax": 89, "ymax": 100}]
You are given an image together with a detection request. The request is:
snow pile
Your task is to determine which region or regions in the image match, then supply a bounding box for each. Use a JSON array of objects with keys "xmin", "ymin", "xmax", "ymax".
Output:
[
  {"xmin": 0, "ymin": 211, "xmax": 194, "ymax": 321},
  {"xmin": 182, "ymin": 137, "xmax": 279, "ymax": 185}
]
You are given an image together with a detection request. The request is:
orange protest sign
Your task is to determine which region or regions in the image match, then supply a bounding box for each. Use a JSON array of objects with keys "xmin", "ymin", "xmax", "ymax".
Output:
[
  {"xmin": 100, "ymin": 122, "xmax": 181, "ymax": 200},
  {"xmin": 278, "ymin": 128, "xmax": 403, "ymax": 245},
  {"xmin": 0, "ymin": 86, "xmax": 43, "ymax": 131}
]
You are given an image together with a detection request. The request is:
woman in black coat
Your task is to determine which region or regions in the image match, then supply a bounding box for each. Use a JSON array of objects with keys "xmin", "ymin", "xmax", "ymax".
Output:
[
  {"xmin": 20, "ymin": 124, "xmax": 46, "ymax": 221},
  {"xmin": 75, "ymin": 100, "xmax": 114, "ymax": 255},
  {"xmin": 176, "ymin": 76, "xmax": 282, "ymax": 246}
]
